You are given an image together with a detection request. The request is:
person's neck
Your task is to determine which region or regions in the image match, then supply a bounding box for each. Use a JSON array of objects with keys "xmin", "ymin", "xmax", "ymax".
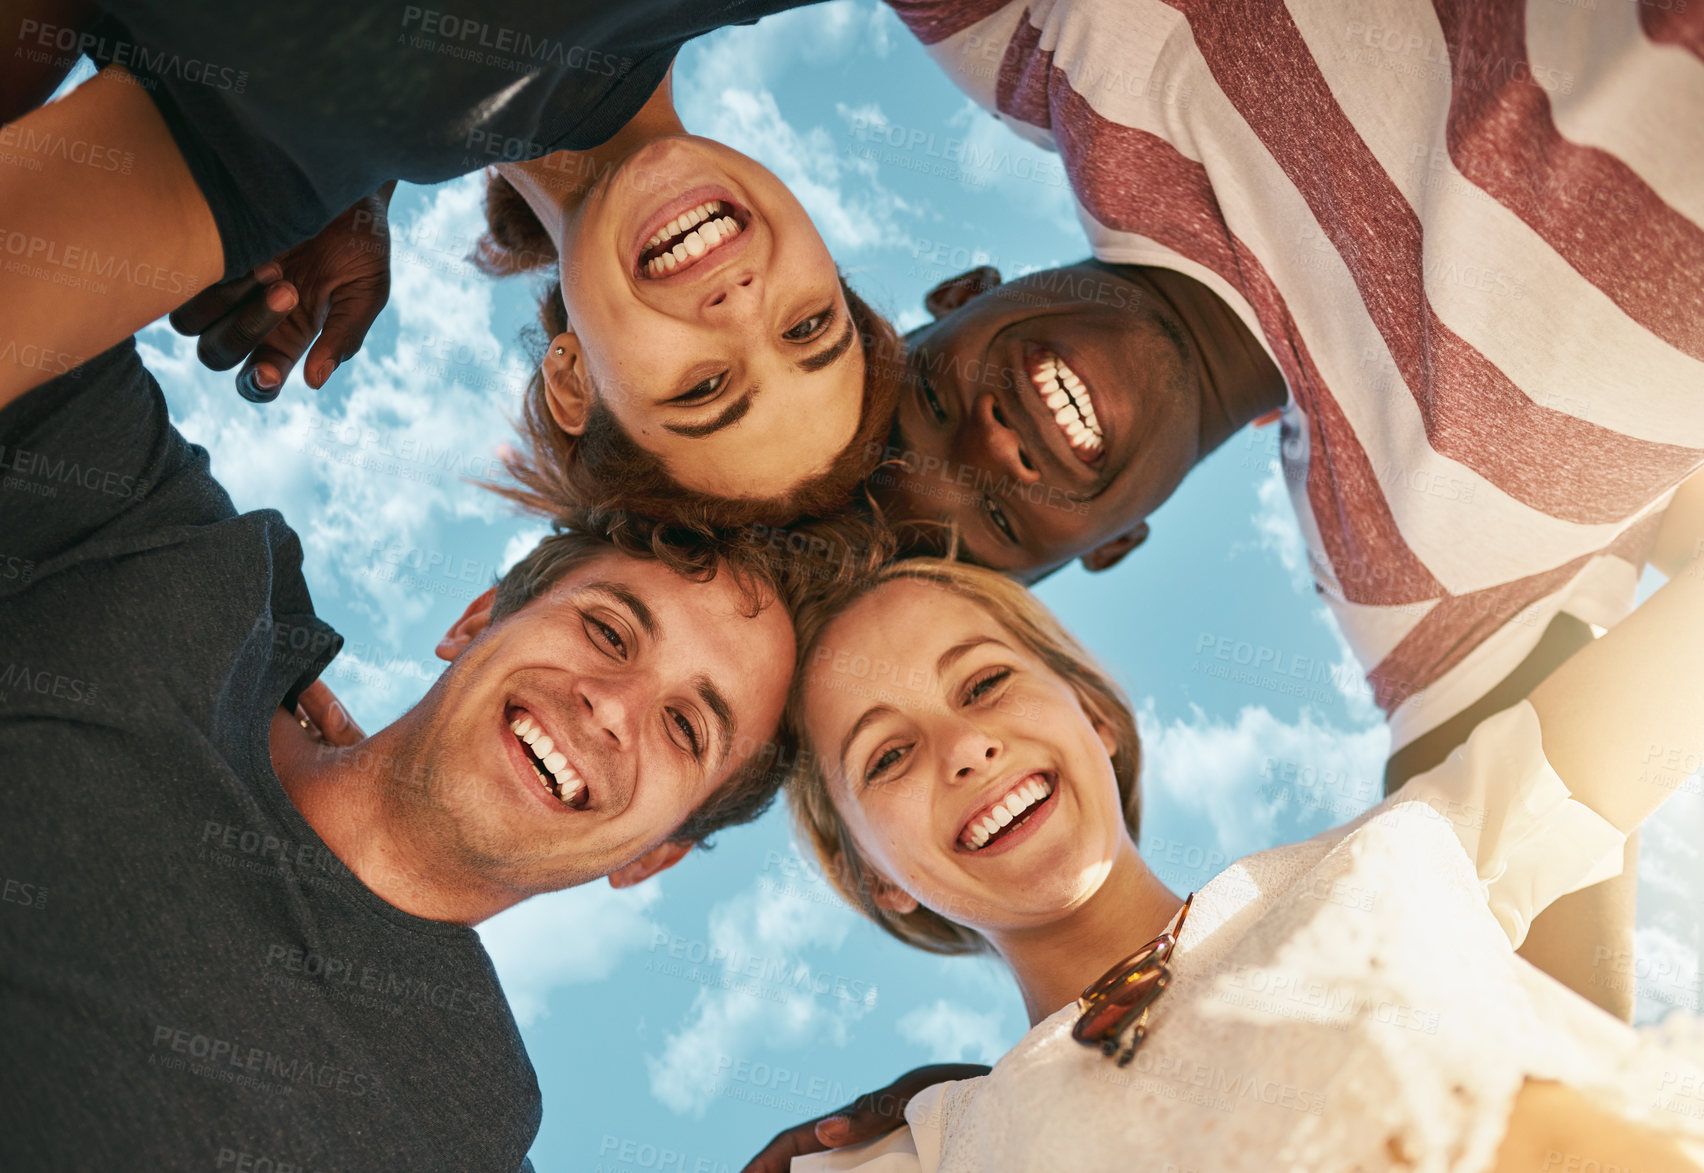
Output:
[
  {"xmin": 268, "ymin": 708, "xmax": 517, "ymax": 926},
  {"xmin": 1096, "ymin": 260, "xmax": 1285, "ymax": 458},
  {"xmin": 986, "ymin": 840, "xmax": 1184, "ymax": 1026},
  {"xmin": 495, "ymin": 67, "xmax": 686, "ymax": 251}
]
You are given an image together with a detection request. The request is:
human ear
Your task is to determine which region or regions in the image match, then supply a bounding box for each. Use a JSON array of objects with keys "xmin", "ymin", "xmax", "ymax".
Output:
[
  {"xmin": 435, "ymin": 586, "xmax": 498, "ymax": 662},
  {"xmin": 1080, "ymin": 522, "xmax": 1151, "ymax": 573},
  {"xmin": 869, "ymin": 869, "xmax": 920, "ymax": 915},
  {"xmin": 608, "ymin": 841, "xmax": 692, "ymax": 889},
  {"xmin": 1093, "ymin": 710, "xmax": 1121, "ymax": 759},
  {"xmin": 924, "ymin": 266, "xmax": 1003, "ymax": 320},
  {"xmin": 542, "ymin": 332, "xmax": 592, "ymax": 436}
]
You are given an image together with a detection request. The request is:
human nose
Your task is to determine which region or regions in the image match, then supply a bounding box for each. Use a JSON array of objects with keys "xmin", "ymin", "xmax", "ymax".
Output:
[
  {"xmin": 965, "ymin": 392, "xmax": 1041, "ymax": 485},
  {"xmin": 939, "ymin": 714, "xmax": 1003, "ymax": 784},
  {"xmin": 702, "ymin": 270, "xmax": 761, "ymax": 322},
  {"xmin": 574, "ymin": 670, "xmax": 644, "ymax": 751}
]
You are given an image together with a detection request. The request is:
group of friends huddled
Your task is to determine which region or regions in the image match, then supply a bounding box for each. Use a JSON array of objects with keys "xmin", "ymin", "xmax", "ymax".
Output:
[{"xmin": 3, "ymin": 0, "xmax": 1704, "ymax": 1170}]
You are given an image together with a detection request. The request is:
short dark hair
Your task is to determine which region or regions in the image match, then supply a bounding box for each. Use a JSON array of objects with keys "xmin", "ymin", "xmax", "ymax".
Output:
[{"xmin": 489, "ymin": 529, "xmax": 797, "ymax": 847}]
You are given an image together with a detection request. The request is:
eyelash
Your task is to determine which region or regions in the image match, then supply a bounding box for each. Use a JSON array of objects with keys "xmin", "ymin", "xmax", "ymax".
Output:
[
  {"xmin": 784, "ymin": 305, "xmax": 835, "ymax": 343},
  {"xmin": 962, "ymin": 666, "xmax": 1012, "ymax": 704},
  {"xmin": 983, "ymin": 495, "xmax": 1016, "ymax": 543},
  {"xmin": 667, "ymin": 709, "xmax": 702, "ymax": 759},
  {"xmin": 583, "ymin": 611, "xmax": 704, "ymax": 760},
  {"xmin": 583, "ymin": 612, "xmax": 628, "ymax": 658},
  {"xmin": 666, "ymin": 306, "xmax": 834, "ymax": 406},
  {"xmin": 861, "ymin": 667, "xmax": 1014, "ymax": 784},
  {"xmin": 918, "ymin": 370, "xmax": 948, "ymax": 423},
  {"xmin": 670, "ymin": 373, "xmax": 725, "ymax": 406}
]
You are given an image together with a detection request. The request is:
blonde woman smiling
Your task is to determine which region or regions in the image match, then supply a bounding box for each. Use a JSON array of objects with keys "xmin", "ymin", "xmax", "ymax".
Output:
[{"xmin": 764, "ymin": 475, "xmax": 1704, "ymax": 1173}]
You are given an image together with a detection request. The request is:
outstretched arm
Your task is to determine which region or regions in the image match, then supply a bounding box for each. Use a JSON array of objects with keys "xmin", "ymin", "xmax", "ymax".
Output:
[
  {"xmin": 1528, "ymin": 468, "xmax": 1704, "ymax": 836},
  {"xmin": 0, "ymin": 64, "xmax": 223, "ymax": 413}
]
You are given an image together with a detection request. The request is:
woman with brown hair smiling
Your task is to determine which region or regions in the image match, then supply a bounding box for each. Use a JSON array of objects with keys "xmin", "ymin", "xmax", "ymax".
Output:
[{"xmin": 472, "ymin": 66, "xmax": 903, "ymax": 538}]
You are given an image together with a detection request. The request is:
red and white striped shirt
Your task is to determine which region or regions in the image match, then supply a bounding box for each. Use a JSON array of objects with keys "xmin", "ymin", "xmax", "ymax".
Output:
[{"xmin": 890, "ymin": 0, "xmax": 1704, "ymax": 749}]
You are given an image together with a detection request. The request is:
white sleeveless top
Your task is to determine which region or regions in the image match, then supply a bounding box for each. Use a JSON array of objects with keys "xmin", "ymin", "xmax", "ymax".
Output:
[{"xmin": 796, "ymin": 703, "xmax": 1704, "ymax": 1173}]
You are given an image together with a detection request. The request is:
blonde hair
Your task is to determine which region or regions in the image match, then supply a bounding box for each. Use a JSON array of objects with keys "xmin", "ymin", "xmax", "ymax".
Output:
[{"xmin": 785, "ymin": 558, "xmax": 1142, "ymax": 955}]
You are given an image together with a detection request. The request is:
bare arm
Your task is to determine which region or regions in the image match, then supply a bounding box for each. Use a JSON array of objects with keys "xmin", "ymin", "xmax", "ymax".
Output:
[
  {"xmin": 1649, "ymin": 466, "xmax": 1704, "ymax": 581},
  {"xmin": 1492, "ymin": 1078, "xmax": 1702, "ymax": 1173},
  {"xmin": 0, "ymin": 64, "xmax": 222, "ymax": 412},
  {"xmin": 1528, "ymin": 468, "xmax": 1704, "ymax": 836}
]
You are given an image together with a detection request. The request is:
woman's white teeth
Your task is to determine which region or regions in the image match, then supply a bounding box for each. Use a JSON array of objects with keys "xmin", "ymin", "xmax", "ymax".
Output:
[
  {"xmin": 643, "ymin": 202, "xmax": 743, "ymax": 276},
  {"xmin": 961, "ymin": 778, "xmax": 1053, "ymax": 850},
  {"xmin": 509, "ymin": 714, "xmax": 586, "ymax": 806},
  {"xmin": 1030, "ymin": 354, "xmax": 1102, "ymax": 453}
]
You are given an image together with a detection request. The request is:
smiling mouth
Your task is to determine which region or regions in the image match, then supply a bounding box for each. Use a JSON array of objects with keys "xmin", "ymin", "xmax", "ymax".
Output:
[
  {"xmin": 958, "ymin": 773, "xmax": 1055, "ymax": 851},
  {"xmin": 638, "ymin": 199, "xmax": 746, "ymax": 279},
  {"xmin": 1026, "ymin": 349, "xmax": 1103, "ymax": 462},
  {"xmin": 508, "ymin": 708, "xmax": 588, "ymax": 808}
]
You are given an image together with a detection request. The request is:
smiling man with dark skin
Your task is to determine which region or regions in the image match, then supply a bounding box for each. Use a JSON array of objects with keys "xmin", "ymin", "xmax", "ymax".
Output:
[
  {"xmin": 0, "ymin": 334, "xmax": 796, "ymax": 1168},
  {"xmin": 874, "ymin": 261, "xmax": 1283, "ymax": 580}
]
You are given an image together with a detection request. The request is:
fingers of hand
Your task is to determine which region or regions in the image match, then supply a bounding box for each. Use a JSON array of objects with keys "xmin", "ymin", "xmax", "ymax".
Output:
[
  {"xmin": 304, "ymin": 279, "xmax": 389, "ymax": 388},
  {"xmin": 814, "ymin": 1115, "xmax": 854, "ymax": 1146},
  {"xmin": 234, "ymin": 294, "xmax": 321, "ymax": 402},
  {"xmin": 169, "ymin": 270, "xmax": 265, "ymax": 337},
  {"xmin": 200, "ymin": 280, "xmax": 298, "ymax": 382},
  {"xmin": 739, "ymin": 1124, "xmax": 825, "ymax": 1173}
]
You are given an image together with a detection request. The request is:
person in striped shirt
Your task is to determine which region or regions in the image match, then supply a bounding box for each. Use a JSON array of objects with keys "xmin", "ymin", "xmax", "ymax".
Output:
[{"xmin": 869, "ymin": 0, "xmax": 1704, "ymax": 1020}]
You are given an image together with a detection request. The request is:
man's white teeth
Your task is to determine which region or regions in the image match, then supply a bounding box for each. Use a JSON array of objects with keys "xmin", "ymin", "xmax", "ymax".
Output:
[
  {"xmin": 961, "ymin": 778, "xmax": 1054, "ymax": 850},
  {"xmin": 1029, "ymin": 353, "xmax": 1102, "ymax": 453},
  {"xmin": 509, "ymin": 714, "xmax": 586, "ymax": 806},
  {"xmin": 643, "ymin": 201, "xmax": 742, "ymax": 277}
]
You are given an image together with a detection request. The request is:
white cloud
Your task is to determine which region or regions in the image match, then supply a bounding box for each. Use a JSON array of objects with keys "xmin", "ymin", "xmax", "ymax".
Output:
[
  {"xmin": 897, "ymin": 999, "xmax": 1011, "ymax": 1064},
  {"xmin": 316, "ymin": 643, "xmax": 440, "ymax": 725},
  {"xmin": 499, "ymin": 524, "xmax": 553, "ymax": 575},
  {"xmin": 1246, "ymin": 460, "xmax": 1310, "ymax": 591},
  {"xmin": 479, "ymin": 882, "xmax": 665, "ymax": 1027},
  {"xmin": 150, "ymin": 174, "xmax": 543, "ymax": 653},
  {"xmin": 677, "ymin": 1, "xmax": 885, "ymax": 94},
  {"xmin": 645, "ymin": 877, "xmax": 872, "ymax": 1115},
  {"xmin": 1137, "ymin": 699, "xmax": 1390, "ymax": 859},
  {"xmin": 675, "ymin": 8, "xmax": 919, "ymax": 260},
  {"xmin": 944, "ymin": 100, "xmax": 1080, "ymax": 241},
  {"xmin": 1634, "ymin": 787, "xmax": 1703, "ymax": 1021},
  {"xmin": 701, "ymin": 87, "xmax": 917, "ymax": 257}
]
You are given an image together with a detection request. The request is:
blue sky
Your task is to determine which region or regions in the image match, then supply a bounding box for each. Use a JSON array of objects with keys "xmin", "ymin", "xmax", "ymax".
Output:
[{"xmin": 74, "ymin": 3, "xmax": 1703, "ymax": 1168}]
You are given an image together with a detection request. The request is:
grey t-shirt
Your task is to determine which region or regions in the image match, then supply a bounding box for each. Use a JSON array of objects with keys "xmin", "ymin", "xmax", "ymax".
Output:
[{"xmin": 0, "ymin": 342, "xmax": 540, "ymax": 1170}]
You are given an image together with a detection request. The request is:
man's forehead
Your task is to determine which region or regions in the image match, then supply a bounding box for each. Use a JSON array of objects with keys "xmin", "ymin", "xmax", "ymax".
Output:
[{"xmin": 554, "ymin": 549, "xmax": 747, "ymax": 622}]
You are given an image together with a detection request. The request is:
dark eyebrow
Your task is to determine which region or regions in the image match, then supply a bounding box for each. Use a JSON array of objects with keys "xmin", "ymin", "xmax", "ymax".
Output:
[
  {"xmin": 839, "ymin": 704, "xmax": 897, "ymax": 773},
  {"xmin": 797, "ymin": 317, "xmax": 855, "ymax": 374},
  {"xmin": 662, "ymin": 388, "xmax": 757, "ymax": 438},
  {"xmin": 692, "ymin": 674, "xmax": 735, "ymax": 766},
  {"xmin": 585, "ymin": 581, "xmax": 657, "ymax": 639}
]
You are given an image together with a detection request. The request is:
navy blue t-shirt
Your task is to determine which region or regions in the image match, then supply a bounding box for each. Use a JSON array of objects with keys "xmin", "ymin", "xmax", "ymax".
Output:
[
  {"xmin": 0, "ymin": 342, "xmax": 541, "ymax": 1170},
  {"xmin": 60, "ymin": 0, "xmax": 826, "ymax": 275}
]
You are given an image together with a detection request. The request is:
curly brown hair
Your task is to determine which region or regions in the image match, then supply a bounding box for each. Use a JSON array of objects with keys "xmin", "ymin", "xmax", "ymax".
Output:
[{"xmin": 475, "ymin": 169, "xmax": 907, "ymax": 533}]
